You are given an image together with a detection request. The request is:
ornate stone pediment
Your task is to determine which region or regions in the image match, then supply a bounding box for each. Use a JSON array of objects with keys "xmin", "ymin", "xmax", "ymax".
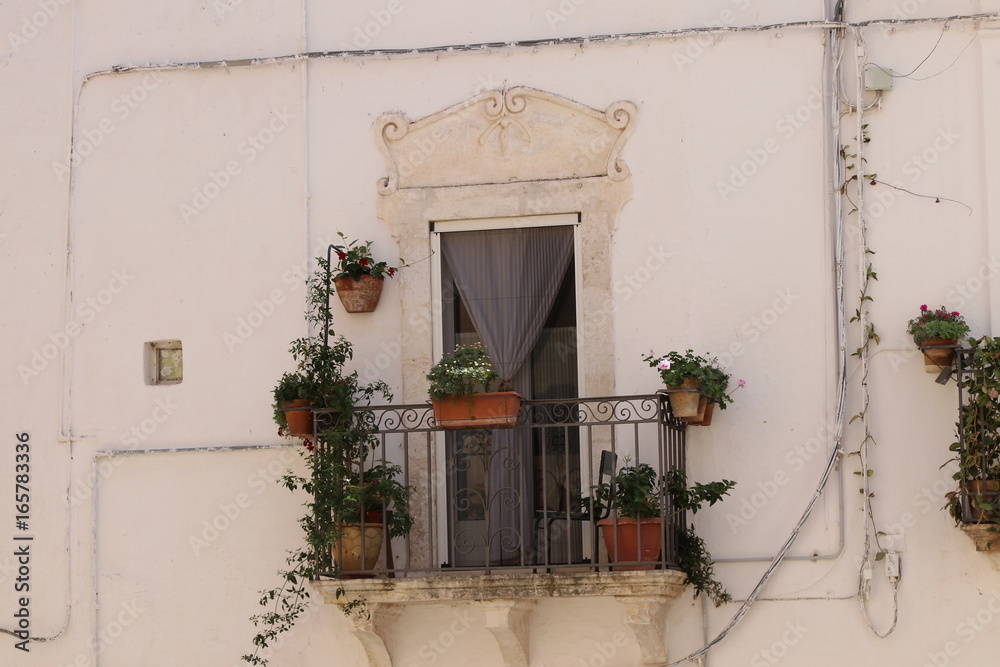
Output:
[{"xmin": 375, "ymin": 87, "xmax": 636, "ymax": 194}]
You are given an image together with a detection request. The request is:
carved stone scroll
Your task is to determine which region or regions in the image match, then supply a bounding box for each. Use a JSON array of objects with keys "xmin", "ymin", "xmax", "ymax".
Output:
[{"xmin": 375, "ymin": 87, "xmax": 636, "ymax": 193}]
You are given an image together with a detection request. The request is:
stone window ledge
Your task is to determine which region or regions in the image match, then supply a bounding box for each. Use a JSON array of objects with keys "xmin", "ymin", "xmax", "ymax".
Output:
[
  {"xmin": 961, "ymin": 524, "xmax": 1000, "ymax": 570},
  {"xmin": 313, "ymin": 571, "xmax": 687, "ymax": 667}
]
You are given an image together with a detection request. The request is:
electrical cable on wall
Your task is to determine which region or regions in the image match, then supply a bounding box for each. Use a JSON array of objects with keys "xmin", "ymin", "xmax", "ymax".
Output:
[{"xmin": 17, "ymin": 3, "xmax": 998, "ymax": 652}]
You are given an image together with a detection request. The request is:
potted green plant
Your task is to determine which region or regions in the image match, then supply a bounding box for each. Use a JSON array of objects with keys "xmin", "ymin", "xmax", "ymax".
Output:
[
  {"xmin": 906, "ymin": 304, "xmax": 970, "ymax": 372},
  {"xmin": 319, "ymin": 436, "xmax": 413, "ymax": 573},
  {"xmin": 946, "ymin": 336, "xmax": 1000, "ymax": 524},
  {"xmin": 330, "ymin": 231, "xmax": 404, "ymax": 313},
  {"xmin": 643, "ymin": 350, "xmax": 739, "ymax": 423},
  {"xmin": 246, "ymin": 258, "xmax": 405, "ymax": 666},
  {"xmin": 593, "ymin": 461, "xmax": 664, "ymax": 569},
  {"xmin": 426, "ymin": 342, "xmax": 522, "ymax": 429},
  {"xmin": 272, "ymin": 371, "xmax": 319, "ymax": 437},
  {"xmin": 591, "ymin": 458, "xmax": 735, "ymax": 605}
]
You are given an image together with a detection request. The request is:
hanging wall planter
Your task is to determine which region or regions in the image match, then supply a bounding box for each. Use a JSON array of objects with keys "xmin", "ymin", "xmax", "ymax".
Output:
[
  {"xmin": 644, "ymin": 349, "xmax": 741, "ymax": 423},
  {"xmin": 328, "ymin": 232, "xmax": 403, "ymax": 314},
  {"xmin": 907, "ymin": 305, "xmax": 969, "ymax": 374},
  {"xmin": 921, "ymin": 338, "xmax": 957, "ymax": 373},
  {"xmin": 666, "ymin": 378, "xmax": 701, "ymax": 418},
  {"xmin": 683, "ymin": 397, "xmax": 715, "ymax": 426},
  {"xmin": 334, "ymin": 275, "xmax": 384, "ymax": 313},
  {"xmin": 281, "ymin": 399, "xmax": 314, "ymax": 437}
]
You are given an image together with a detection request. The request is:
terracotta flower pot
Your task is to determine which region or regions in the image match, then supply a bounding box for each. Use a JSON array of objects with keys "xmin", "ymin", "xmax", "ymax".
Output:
[
  {"xmin": 666, "ymin": 377, "xmax": 700, "ymax": 418},
  {"xmin": 597, "ymin": 516, "xmax": 663, "ymax": 570},
  {"xmin": 431, "ymin": 392, "xmax": 522, "ymax": 429},
  {"xmin": 282, "ymin": 399, "xmax": 313, "ymax": 437},
  {"xmin": 333, "ymin": 522, "xmax": 385, "ymax": 572},
  {"xmin": 921, "ymin": 338, "xmax": 957, "ymax": 373},
  {"xmin": 334, "ymin": 275, "xmax": 384, "ymax": 313},
  {"xmin": 685, "ymin": 399, "xmax": 715, "ymax": 426},
  {"xmin": 967, "ymin": 480, "xmax": 1000, "ymax": 523}
]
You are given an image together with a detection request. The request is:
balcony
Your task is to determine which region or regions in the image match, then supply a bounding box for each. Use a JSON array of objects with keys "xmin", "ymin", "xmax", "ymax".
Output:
[
  {"xmin": 309, "ymin": 393, "xmax": 691, "ymax": 666},
  {"xmin": 312, "ymin": 393, "xmax": 688, "ymax": 577}
]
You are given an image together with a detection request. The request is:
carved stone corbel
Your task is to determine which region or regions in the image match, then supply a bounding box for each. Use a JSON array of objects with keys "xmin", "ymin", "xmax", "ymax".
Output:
[
  {"xmin": 481, "ymin": 599, "xmax": 537, "ymax": 667},
  {"xmin": 615, "ymin": 595, "xmax": 669, "ymax": 666},
  {"xmin": 343, "ymin": 602, "xmax": 402, "ymax": 667},
  {"xmin": 961, "ymin": 524, "xmax": 1000, "ymax": 570}
]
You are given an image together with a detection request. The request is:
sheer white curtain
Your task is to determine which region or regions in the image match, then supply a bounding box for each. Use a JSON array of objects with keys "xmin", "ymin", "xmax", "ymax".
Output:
[{"xmin": 441, "ymin": 225, "xmax": 574, "ymax": 564}]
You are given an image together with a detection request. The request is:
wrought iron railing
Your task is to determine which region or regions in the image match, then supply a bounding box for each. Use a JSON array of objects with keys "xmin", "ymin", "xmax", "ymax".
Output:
[
  {"xmin": 952, "ymin": 347, "xmax": 1000, "ymax": 524},
  {"xmin": 312, "ymin": 393, "xmax": 688, "ymax": 577}
]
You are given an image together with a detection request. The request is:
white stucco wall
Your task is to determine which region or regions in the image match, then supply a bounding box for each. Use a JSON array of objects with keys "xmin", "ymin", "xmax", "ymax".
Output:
[{"xmin": 4, "ymin": 1, "xmax": 1000, "ymax": 666}]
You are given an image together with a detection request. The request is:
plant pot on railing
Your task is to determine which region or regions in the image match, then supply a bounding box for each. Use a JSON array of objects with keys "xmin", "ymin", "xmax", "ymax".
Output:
[
  {"xmin": 966, "ymin": 479, "xmax": 1000, "ymax": 523},
  {"xmin": 431, "ymin": 392, "xmax": 522, "ymax": 429},
  {"xmin": 333, "ymin": 519, "xmax": 385, "ymax": 574},
  {"xmin": 597, "ymin": 517, "xmax": 663, "ymax": 570},
  {"xmin": 334, "ymin": 275, "xmax": 384, "ymax": 313},
  {"xmin": 281, "ymin": 400, "xmax": 314, "ymax": 437},
  {"xmin": 665, "ymin": 378, "xmax": 701, "ymax": 418},
  {"xmin": 683, "ymin": 397, "xmax": 715, "ymax": 426},
  {"xmin": 921, "ymin": 339, "xmax": 957, "ymax": 373}
]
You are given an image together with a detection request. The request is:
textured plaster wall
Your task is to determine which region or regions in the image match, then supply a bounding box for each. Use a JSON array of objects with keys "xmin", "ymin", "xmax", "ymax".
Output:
[{"xmin": 2, "ymin": 1, "xmax": 1000, "ymax": 666}]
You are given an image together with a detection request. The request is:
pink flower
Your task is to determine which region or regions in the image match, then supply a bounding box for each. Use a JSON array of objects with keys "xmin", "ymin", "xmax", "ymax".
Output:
[
  {"xmin": 920, "ymin": 304, "xmax": 928, "ymax": 311},
  {"xmin": 738, "ymin": 379, "xmax": 746, "ymax": 387},
  {"xmin": 952, "ymin": 311, "xmax": 960, "ymax": 317},
  {"xmin": 656, "ymin": 359, "xmax": 671, "ymax": 371}
]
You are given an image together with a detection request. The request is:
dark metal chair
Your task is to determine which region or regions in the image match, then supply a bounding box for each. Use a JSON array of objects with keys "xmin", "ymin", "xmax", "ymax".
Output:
[{"xmin": 534, "ymin": 450, "xmax": 616, "ymax": 565}]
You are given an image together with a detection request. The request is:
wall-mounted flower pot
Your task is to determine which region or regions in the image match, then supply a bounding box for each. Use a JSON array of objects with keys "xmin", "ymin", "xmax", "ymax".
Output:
[
  {"xmin": 334, "ymin": 275, "xmax": 384, "ymax": 313},
  {"xmin": 684, "ymin": 398, "xmax": 715, "ymax": 426},
  {"xmin": 665, "ymin": 377, "xmax": 700, "ymax": 417},
  {"xmin": 431, "ymin": 392, "xmax": 522, "ymax": 429},
  {"xmin": 281, "ymin": 400, "xmax": 313, "ymax": 437},
  {"xmin": 921, "ymin": 338, "xmax": 957, "ymax": 373},
  {"xmin": 597, "ymin": 516, "xmax": 663, "ymax": 570}
]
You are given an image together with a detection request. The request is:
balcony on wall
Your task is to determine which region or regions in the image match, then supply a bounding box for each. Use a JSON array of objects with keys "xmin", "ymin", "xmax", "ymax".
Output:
[
  {"xmin": 308, "ymin": 394, "xmax": 692, "ymax": 667},
  {"xmin": 311, "ymin": 393, "xmax": 689, "ymax": 580},
  {"xmin": 950, "ymin": 347, "xmax": 1000, "ymax": 564}
]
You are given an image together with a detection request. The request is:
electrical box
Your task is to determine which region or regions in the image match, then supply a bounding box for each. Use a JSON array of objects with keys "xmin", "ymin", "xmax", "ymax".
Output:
[{"xmin": 865, "ymin": 66, "xmax": 894, "ymax": 91}]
